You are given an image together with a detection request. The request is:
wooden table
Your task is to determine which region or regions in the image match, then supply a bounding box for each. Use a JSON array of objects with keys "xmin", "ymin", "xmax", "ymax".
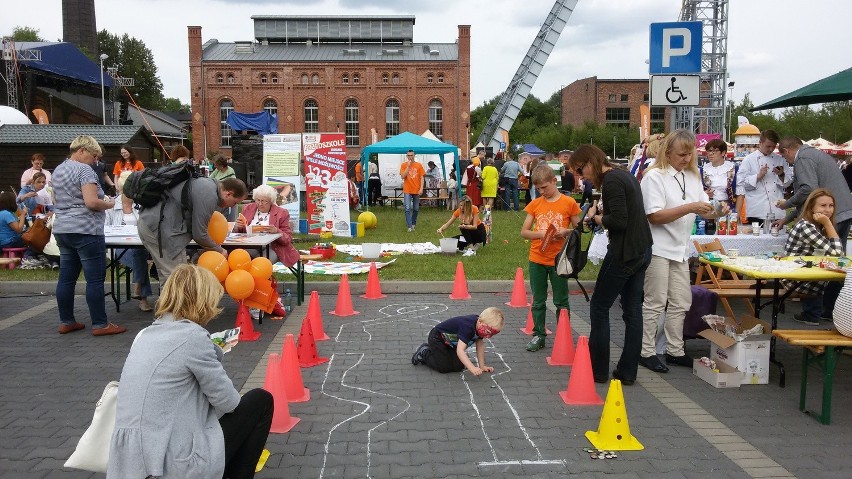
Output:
[
  {"xmin": 698, "ymin": 256, "xmax": 846, "ymax": 386},
  {"xmin": 388, "ymin": 187, "xmax": 449, "ymax": 207}
]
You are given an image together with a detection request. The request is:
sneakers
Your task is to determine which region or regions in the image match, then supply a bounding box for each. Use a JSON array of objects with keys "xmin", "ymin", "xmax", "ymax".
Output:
[
  {"xmin": 526, "ymin": 335, "xmax": 545, "ymax": 352},
  {"xmin": 407, "ymin": 227, "xmax": 413, "ymax": 232},
  {"xmin": 92, "ymin": 323, "xmax": 127, "ymax": 336},
  {"xmin": 58, "ymin": 322, "xmax": 85, "ymax": 334},
  {"xmin": 462, "ymin": 249, "xmax": 476, "ymax": 257},
  {"xmin": 412, "ymin": 343, "xmax": 429, "ymax": 365},
  {"xmin": 19, "ymin": 257, "xmax": 46, "ymax": 269},
  {"xmin": 793, "ymin": 313, "xmax": 820, "ymax": 326}
]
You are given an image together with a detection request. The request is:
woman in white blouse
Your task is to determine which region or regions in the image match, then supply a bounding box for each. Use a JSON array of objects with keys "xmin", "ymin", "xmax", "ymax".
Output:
[{"xmin": 701, "ymin": 138, "xmax": 738, "ymax": 209}]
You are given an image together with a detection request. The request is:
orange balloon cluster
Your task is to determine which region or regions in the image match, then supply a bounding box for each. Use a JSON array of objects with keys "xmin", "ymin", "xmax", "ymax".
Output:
[{"xmin": 198, "ymin": 248, "xmax": 278, "ymax": 309}]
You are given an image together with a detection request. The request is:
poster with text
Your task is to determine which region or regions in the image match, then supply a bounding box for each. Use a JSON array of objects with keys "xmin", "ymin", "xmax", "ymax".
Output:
[
  {"xmin": 263, "ymin": 134, "xmax": 302, "ymax": 231},
  {"xmin": 303, "ymin": 133, "xmax": 350, "ymax": 236}
]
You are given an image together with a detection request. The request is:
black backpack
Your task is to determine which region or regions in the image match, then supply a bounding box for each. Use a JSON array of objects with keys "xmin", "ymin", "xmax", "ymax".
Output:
[
  {"xmin": 124, "ymin": 162, "xmax": 196, "ymax": 208},
  {"xmin": 554, "ymin": 223, "xmax": 592, "ymax": 301}
]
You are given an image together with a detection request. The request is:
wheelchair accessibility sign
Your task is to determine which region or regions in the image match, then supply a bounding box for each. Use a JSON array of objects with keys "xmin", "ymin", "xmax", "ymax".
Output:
[{"xmin": 650, "ymin": 75, "xmax": 699, "ymax": 106}]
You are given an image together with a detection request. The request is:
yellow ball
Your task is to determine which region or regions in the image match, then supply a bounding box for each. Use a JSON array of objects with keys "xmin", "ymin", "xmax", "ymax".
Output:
[{"xmin": 358, "ymin": 211, "xmax": 378, "ymax": 229}]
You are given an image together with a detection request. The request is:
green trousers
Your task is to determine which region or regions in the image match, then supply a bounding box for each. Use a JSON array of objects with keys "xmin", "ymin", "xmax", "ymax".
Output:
[{"xmin": 529, "ymin": 260, "xmax": 570, "ymax": 338}]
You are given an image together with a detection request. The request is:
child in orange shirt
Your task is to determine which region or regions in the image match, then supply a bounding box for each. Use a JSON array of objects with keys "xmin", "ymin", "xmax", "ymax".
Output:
[{"xmin": 520, "ymin": 164, "xmax": 581, "ymax": 352}]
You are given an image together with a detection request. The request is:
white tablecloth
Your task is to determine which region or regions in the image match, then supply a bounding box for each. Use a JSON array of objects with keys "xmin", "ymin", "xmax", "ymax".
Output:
[{"xmin": 688, "ymin": 234, "xmax": 788, "ymax": 257}]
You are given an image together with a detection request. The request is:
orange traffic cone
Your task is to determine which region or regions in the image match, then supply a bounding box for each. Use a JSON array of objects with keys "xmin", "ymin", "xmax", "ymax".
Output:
[
  {"xmin": 262, "ymin": 354, "xmax": 300, "ymax": 433},
  {"xmin": 559, "ymin": 336, "xmax": 603, "ymax": 405},
  {"xmin": 281, "ymin": 334, "xmax": 310, "ymax": 402},
  {"xmin": 329, "ymin": 274, "xmax": 360, "ymax": 316},
  {"xmin": 361, "ymin": 262, "xmax": 386, "ymax": 299},
  {"xmin": 234, "ymin": 301, "xmax": 261, "ymax": 341},
  {"xmin": 297, "ymin": 314, "xmax": 328, "ymax": 368},
  {"xmin": 520, "ymin": 307, "xmax": 552, "ymax": 335},
  {"xmin": 505, "ymin": 267, "xmax": 530, "ymax": 307},
  {"xmin": 547, "ymin": 309, "xmax": 575, "ymax": 366},
  {"xmin": 305, "ymin": 290, "xmax": 329, "ymax": 341},
  {"xmin": 449, "ymin": 261, "xmax": 471, "ymax": 299}
]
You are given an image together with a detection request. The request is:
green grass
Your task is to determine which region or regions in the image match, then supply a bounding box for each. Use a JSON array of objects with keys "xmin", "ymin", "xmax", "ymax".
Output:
[{"xmin": 0, "ymin": 205, "xmax": 601, "ymax": 283}]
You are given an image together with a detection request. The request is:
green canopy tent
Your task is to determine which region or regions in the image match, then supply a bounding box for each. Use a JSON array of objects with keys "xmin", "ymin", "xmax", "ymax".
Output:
[
  {"xmin": 359, "ymin": 131, "xmax": 461, "ymax": 210},
  {"xmin": 751, "ymin": 67, "xmax": 852, "ymax": 111}
]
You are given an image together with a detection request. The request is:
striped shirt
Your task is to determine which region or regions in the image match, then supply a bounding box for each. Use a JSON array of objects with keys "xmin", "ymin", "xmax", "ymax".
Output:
[
  {"xmin": 833, "ymin": 273, "xmax": 852, "ymax": 337},
  {"xmin": 52, "ymin": 159, "xmax": 105, "ymax": 235}
]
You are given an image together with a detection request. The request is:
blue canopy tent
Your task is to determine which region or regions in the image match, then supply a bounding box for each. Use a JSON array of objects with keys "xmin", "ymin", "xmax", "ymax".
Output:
[
  {"xmin": 225, "ymin": 111, "xmax": 278, "ymax": 135},
  {"xmin": 359, "ymin": 131, "xmax": 460, "ymax": 210}
]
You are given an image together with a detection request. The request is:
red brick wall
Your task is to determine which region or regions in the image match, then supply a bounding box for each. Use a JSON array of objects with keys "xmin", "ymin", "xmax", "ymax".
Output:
[
  {"xmin": 562, "ymin": 77, "xmax": 673, "ymax": 130},
  {"xmin": 188, "ymin": 25, "xmax": 471, "ymax": 161}
]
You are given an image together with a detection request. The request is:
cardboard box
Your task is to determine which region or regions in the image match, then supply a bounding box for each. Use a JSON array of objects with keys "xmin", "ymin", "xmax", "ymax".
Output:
[
  {"xmin": 693, "ymin": 359, "xmax": 743, "ymax": 388},
  {"xmin": 698, "ymin": 316, "xmax": 771, "ymax": 385}
]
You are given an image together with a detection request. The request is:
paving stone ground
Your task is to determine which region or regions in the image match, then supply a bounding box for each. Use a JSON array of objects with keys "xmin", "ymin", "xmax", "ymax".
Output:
[{"xmin": 1, "ymin": 283, "xmax": 852, "ymax": 478}]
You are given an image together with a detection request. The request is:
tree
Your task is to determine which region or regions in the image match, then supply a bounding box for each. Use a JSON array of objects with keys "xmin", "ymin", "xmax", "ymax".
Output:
[
  {"xmin": 9, "ymin": 26, "xmax": 44, "ymax": 42},
  {"xmin": 97, "ymin": 30, "xmax": 165, "ymax": 110},
  {"xmin": 162, "ymin": 97, "xmax": 191, "ymax": 113}
]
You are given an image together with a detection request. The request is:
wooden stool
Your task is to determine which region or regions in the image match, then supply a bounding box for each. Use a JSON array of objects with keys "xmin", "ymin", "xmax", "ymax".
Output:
[{"xmin": 2, "ymin": 247, "xmax": 28, "ymax": 269}]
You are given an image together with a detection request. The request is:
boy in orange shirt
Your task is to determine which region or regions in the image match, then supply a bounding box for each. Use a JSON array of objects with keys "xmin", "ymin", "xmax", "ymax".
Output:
[
  {"xmin": 399, "ymin": 149, "xmax": 425, "ymax": 232},
  {"xmin": 520, "ymin": 164, "xmax": 581, "ymax": 351}
]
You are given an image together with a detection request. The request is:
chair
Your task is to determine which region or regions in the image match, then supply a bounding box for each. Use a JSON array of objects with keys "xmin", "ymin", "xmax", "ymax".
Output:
[{"xmin": 2, "ymin": 247, "xmax": 28, "ymax": 269}]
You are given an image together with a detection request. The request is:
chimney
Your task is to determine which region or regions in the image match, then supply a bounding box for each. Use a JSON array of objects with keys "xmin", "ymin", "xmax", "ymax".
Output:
[{"xmin": 188, "ymin": 26, "xmax": 204, "ymax": 163}]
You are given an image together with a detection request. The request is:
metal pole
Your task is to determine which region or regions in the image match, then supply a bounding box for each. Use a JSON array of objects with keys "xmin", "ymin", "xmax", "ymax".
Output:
[{"xmin": 99, "ymin": 54, "xmax": 108, "ymax": 125}]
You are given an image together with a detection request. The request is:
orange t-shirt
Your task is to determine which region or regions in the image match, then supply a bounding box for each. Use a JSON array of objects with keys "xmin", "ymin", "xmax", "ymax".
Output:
[
  {"xmin": 452, "ymin": 205, "xmax": 481, "ymax": 226},
  {"xmin": 524, "ymin": 194, "xmax": 581, "ymax": 265},
  {"xmin": 113, "ymin": 160, "xmax": 145, "ymax": 176},
  {"xmin": 399, "ymin": 161, "xmax": 425, "ymax": 194}
]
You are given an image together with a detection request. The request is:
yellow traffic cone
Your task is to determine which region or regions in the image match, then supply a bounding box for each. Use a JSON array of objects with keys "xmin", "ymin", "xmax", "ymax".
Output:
[{"xmin": 584, "ymin": 379, "xmax": 644, "ymax": 451}]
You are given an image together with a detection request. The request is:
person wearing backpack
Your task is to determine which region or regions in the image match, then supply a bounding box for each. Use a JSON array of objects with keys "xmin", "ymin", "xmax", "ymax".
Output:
[
  {"xmin": 137, "ymin": 176, "xmax": 247, "ymax": 286},
  {"xmin": 570, "ymin": 145, "xmax": 652, "ymax": 385},
  {"xmin": 520, "ymin": 165, "xmax": 581, "ymax": 352}
]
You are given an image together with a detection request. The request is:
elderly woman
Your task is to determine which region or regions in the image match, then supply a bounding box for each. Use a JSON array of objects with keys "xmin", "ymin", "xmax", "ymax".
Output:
[
  {"xmin": 53, "ymin": 136, "xmax": 125, "ymax": 336},
  {"xmin": 234, "ymin": 184, "xmax": 299, "ymax": 267}
]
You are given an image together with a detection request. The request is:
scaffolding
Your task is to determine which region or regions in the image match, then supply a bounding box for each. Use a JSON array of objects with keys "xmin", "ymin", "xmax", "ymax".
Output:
[
  {"xmin": 674, "ymin": 0, "xmax": 730, "ymax": 136},
  {"xmin": 2, "ymin": 37, "xmax": 41, "ymax": 110}
]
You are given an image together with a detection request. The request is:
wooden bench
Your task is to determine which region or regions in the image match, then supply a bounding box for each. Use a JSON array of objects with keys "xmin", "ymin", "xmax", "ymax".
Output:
[
  {"xmin": 772, "ymin": 329, "xmax": 852, "ymax": 424},
  {"xmin": 287, "ymin": 253, "xmax": 324, "ymax": 305}
]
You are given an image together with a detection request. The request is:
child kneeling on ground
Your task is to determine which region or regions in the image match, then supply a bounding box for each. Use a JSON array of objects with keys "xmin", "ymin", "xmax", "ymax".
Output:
[{"xmin": 411, "ymin": 307, "xmax": 504, "ymax": 375}]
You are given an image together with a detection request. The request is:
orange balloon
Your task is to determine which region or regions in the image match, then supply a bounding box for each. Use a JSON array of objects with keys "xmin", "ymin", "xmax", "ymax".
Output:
[
  {"xmin": 249, "ymin": 257, "xmax": 273, "ymax": 279},
  {"xmin": 197, "ymin": 250, "xmax": 230, "ymax": 282},
  {"xmin": 224, "ymin": 269, "xmax": 255, "ymax": 300},
  {"xmin": 208, "ymin": 211, "xmax": 228, "ymax": 244},
  {"xmin": 227, "ymin": 248, "xmax": 252, "ymax": 271}
]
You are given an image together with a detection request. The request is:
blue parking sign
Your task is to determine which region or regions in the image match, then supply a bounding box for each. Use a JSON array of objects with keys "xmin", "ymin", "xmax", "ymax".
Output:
[{"xmin": 649, "ymin": 22, "xmax": 702, "ymax": 74}]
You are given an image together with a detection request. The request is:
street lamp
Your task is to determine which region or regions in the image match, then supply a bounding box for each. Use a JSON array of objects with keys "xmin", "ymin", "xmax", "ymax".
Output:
[
  {"xmin": 99, "ymin": 53, "xmax": 109, "ymax": 125},
  {"xmin": 727, "ymin": 81, "xmax": 735, "ymax": 143}
]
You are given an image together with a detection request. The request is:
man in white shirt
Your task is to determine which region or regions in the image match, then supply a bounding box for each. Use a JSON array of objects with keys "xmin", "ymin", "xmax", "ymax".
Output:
[{"xmin": 735, "ymin": 129, "xmax": 791, "ymax": 224}]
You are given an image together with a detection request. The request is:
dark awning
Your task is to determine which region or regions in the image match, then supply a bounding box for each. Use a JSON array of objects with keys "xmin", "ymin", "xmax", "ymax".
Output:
[{"xmin": 751, "ymin": 67, "xmax": 852, "ymax": 111}]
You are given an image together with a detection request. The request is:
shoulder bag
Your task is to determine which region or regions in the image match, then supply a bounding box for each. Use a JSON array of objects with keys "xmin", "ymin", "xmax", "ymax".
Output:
[
  {"xmin": 64, "ymin": 381, "xmax": 119, "ymax": 472},
  {"xmin": 22, "ymin": 217, "xmax": 51, "ymax": 253}
]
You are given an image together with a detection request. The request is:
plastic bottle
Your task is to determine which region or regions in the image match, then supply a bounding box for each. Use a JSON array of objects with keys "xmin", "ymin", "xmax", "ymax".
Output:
[
  {"xmin": 696, "ymin": 218, "xmax": 706, "ymax": 235},
  {"xmin": 284, "ymin": 289, "xmax": 292, "ymax": 313},
  {"xmin": 766, "ymin": 212, "xmax": 776, "ymax": 235}
]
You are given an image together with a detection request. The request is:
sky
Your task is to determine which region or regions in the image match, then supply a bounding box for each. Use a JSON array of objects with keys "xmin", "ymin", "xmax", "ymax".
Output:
[{"xmin": 2, "ymin": 0, "xmax": 850, "ymax": 113}]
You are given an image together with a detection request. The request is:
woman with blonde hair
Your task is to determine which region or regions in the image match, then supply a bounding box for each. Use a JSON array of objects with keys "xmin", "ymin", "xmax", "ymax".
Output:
[
  {"xmin": 108, "ymin": 264, "xmax": 273, "ymax": 479},
  {"xmin": 638, "ymin": 129, "xmax": 727, "ymax": 373},
  {"xmin": 437, "ymin": 195, "xmax": 486, "ymax": 255}
]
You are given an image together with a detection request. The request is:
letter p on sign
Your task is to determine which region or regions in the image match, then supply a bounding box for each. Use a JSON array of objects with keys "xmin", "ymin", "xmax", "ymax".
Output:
[{"xmin": 649, "ymin": 22, "xmax": 702, "ymax": 74}]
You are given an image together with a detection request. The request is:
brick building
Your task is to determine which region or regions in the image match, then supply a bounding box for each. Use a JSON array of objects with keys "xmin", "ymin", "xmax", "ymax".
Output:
[
  {"xmin": 561, "ymin": 77, "xmax": 672, "ymax": 133},
  {"xmin": 188, "ymin": 15, "xmax": 471, "ymax": 162}
]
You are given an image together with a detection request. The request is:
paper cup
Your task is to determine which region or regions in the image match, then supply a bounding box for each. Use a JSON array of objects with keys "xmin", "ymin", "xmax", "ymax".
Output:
[{"xmin": 728, "ymin": 249, "xmax": 739, "ymax": 258}]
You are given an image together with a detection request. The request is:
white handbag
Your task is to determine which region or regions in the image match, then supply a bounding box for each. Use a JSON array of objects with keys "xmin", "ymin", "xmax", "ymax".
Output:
[{"xmin": 64, "ymin": 381, "xmax": 119, "ymax": 472}]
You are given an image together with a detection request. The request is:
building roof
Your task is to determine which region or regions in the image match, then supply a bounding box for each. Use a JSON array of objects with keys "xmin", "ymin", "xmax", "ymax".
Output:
[
  {"xmin": 0, "ymin": 124, "xmax": 149, "ymax": 145},
  {"xmin": 201, "ymin": 41, "xmax": 458, "ymax": 62},
  {"xmin": 128, "ymin": 106, "xmax": 188, "ymax": 139},
  {"xmin": 251, "ymin": 15, "xmax": 416, "ymax": 43}
]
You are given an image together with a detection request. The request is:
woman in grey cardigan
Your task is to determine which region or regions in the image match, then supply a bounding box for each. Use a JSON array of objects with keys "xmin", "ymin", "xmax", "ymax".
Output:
[{"xmin": 108, "ymin": 264, "xmax": 273, "ymax": 479}]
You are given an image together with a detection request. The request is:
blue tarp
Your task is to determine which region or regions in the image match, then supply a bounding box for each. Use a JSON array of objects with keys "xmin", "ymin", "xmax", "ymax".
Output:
[
  {"xmin": 521, "ymin": 143, "xmax": 545, "ymax": 155},
  {"xmin": 15, "ymin": 42, "xmax": 113, "ymax": 87},
  {"xmin": 226, "ymin": 111, "xmax": 278, "ymax": 135}
]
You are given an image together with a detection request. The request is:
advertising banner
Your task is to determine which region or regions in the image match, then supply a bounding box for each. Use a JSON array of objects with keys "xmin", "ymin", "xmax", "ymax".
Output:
[
  {"xmin": 262, "ymin": 134, "xmax": 302, "ymax": 231},
  {"xmin": 302, "ymin": 133, "xmax": 350, "ymax": 236}
]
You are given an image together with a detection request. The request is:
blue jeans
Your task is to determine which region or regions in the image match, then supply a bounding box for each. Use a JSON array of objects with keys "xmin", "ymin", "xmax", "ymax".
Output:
[
  {"xmin": 55, "ymin": 233, "xmax": 108, "ymax": 328},
  {"xmin": 503, "ymin": 178, "xmax": 519, "ymax": 211},
  {"xmin": 589, "ymin": 247, "xmax": 652, "ymax": 382},
  {"xmin": 119, "ymin": 248, "xmax": 151, "ymax": 297},
  {"xmin": 403, "ymin": 193, "xmax": 421, "ymax": 228}
]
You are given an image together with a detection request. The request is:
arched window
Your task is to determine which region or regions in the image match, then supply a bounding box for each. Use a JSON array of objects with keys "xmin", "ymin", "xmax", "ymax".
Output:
[
  {"xmin": 385, "ymin": 99, "xmax": 400, "ymax": 138},
  {"xmin": 428, "ymin": 99, "xmax": 443, "ymax": 139},
  {"xmin": 352, "ymin": 73, "xmax": 360, "ymax": 85},
  {"xmin": 342, "ymin": 73, "xmax": 349, "ymax": 84},
  {"xmin": 437, "ymin": 73, "xmax": 445, "ymax": 84},
  {"xmin": 215, "ymin": 73, "xmax": 224, "ymax": 84},
  {"xmin": 382, "ymin": 73, "xmax": 389, "ymax": 84},
  {"xmin": 311, "ymin": 73, "xmax": 320, "ymax": 85},
  {"xmin": 220, "ymin": 99, "xmax": 234, "ymax": 147},
  {"xmin": 345, "ymin": 99, "xmax": 359, "ymax": 147},
  {"xmin": 301, "ymin": 73, "xmax": 309, "ymax": 85},
  {"xmin": 226, "ymin": 73, "xmax": 235, "ymax": 84},
  {"xmin": 259, "ymin": 73, "xmax": 268, "ymax": 84},
  {"xmin": 392, "ymin": 73, "xmax": 400, "ymax": 85},
  {"xmin": 270, "ymin": 73, "xmax": 279, "ymax": 84},
  {"xmin": 426, "ymin": 73, "xmax": 434, "ymax": 84},
  {"xmin": 304, "ymin": 99, "xmax": 318, "ymax": 133},
  {"xmin": 263, "ymin": 99, "xmax": 278, "ymax": 117}
]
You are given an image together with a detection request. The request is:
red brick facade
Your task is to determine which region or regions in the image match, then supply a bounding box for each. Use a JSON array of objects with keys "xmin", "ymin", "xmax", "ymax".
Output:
[
  {"xmin": 188, "ymin": 24, "xmax": 471, "ymax": 162},
  {"xmin": 561, "ymin": 77, "xmax": 672, "ymax": 133}
]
